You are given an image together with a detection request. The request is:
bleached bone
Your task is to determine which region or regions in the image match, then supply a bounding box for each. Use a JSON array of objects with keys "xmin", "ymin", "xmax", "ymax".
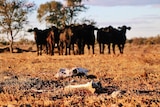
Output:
[
  {"xmin": 65, "ymin": 81, "xmax": 95, "ymax": 93},
  {"xmin": 110, "ymin": 90, "xmax": 122, "ymax": 98},
  {"xmin": 54, "ymin": 68, "xmax": 72, "ymax": 78},
  {"xmin": 54, "ymin": 67, "xmax": 88, "ymax": 78},
  {"xmin": 30, "ymin": 88, "xmax": 54, "ymax": 93},
  {"xmin": 30, "ymin": 89, "xmax": 45, "ymax": 93}
]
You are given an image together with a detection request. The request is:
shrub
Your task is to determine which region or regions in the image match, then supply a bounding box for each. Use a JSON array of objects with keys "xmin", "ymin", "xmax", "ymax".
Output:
[
  {"xmin": 127, "ymin": 35, "xmax": 160, "ymax": 45},
  {"xmin": 0, "ymin": 37, "xmax": 9, "ymax": 45},
  {"xmin": 16, "ymin": 38, "xmax": 35, "ymax": 45}
]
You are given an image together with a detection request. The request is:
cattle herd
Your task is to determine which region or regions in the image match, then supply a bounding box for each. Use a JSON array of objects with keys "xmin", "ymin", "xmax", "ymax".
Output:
[{"xmin": 28, "ymin": 24, "xmax": 131, "ymax": 56}]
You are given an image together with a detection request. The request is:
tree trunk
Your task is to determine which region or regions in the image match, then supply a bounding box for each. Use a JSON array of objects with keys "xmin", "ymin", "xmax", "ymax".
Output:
[
  {"xmin": 9, "ymin": 38, "xmax": 13, "ymax": 53},
  {"xmin": 9, "ymin": 31, "xmax": 13, "ymax": 53}
]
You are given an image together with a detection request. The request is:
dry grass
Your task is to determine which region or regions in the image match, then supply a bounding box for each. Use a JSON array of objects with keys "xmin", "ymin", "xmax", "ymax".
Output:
[{"xmin": 0, "ymin": 44, "xmax": 160, "ymax": 106}]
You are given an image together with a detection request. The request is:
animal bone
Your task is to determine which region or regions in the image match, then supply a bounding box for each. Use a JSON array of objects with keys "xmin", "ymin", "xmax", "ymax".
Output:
[
  {"xmin": 54, "ymin": 67, "xmax": 88, "ymax": 78},
  {"xmin": 65, "ymin": 81, "xmax": 96, "ymax": 93},
  {"xmin": 110, "ymin": 90, "xmax": 122, "ymax": 98}
]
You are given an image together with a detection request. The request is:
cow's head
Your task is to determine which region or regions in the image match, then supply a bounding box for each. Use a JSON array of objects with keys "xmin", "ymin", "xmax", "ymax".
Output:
[
  {"xmin": 118, "ymin": 25, "xmax": 131, "ymax": 30},
  {"xmin": 65, "ymin": 26, "xmax": 73, "ymax": 37},
  {"xmin": 27, "ymin": 28, "xmax": 33, "ymax": 32}
]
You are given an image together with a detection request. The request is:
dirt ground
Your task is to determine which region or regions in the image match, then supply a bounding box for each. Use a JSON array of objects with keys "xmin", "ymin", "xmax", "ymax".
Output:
[{"xmin": 0, "ymin": 44, "xmax": 160, "ymax": 107}]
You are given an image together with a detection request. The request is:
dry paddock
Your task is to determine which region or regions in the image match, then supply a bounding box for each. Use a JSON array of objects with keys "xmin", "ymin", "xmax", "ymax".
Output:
[{"xmin": 0, "ymin": 44, "xmax": 160, "ymax": 106}]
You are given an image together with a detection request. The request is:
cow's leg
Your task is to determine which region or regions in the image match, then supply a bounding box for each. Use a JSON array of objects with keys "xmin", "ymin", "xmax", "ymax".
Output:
[
  {"xmin": 118, "ymin": 44, "xmax": 122, "ymax": 54},
  {"xmin": 68, "ymin": 44, "xmax": 71, "ymax": 55},
  {"xmin": 60, "ymin": 46, "xmax": 63, "ymax": 55},
  {"xmin": 37, "ymin": 44, "xmax": 39, "ymax": 56},
  {"xmin": 59, "ymin": 42, "xmax": 63, "ymax": 55},
  {"xmin": 112, "ymin": 44, "xmax": 116, "ymax": 54},
  {"xmin": 99, "ymin": 43, "xmax": 101, "ymax": 54},
  {"xmin": 117, "ymin": 44, "xmax": 120, "ymax": 54},
  {"xmin": 78, "ymin": 42, "xmax": 81, "ymax": 55},
  {"xmin": 40, "ymin": 45, "xmax": 42, "ymax": 55},
  {"xmin": 70, "ymin": 43, "xmax": 74, "ymax": 55},
  {"xmin": 102, "ymin": 44, "xmax": 105, "ymax": 54},
  {"xmin": 92, "ymin": 44, "xmax": 94, "ymax": 54},
  {"xmin": 81, "ymin": 46, "xmax": 84, "ymax": 54},
  {"xmin": 121, "ymin": 44, "xmax": 125, "ymax": 54},
  {"xmin": 50, "ymin": 44, "xmax": 52, "ymax": 55},
  {"xmin": 50, "ymin": 43, "xmax": 53, "ymax": 55},
  {"xmin": 81, "ymin": 42, "xmax": 85, "ymax": 54},
  {"xmin": 82, "ymin": 41, "xmax": 85, "ymax": 54},
  {"xmin": 101, "ymin": 43, "xmax": 103, "ymax": 54},
  {"xmin": 74, "ymin": 44, "xmax": 79, "ymax": 55},
  {"xmin": 52, "ymin": 44, "xmax": 54, "ymax": 55},
  {"xmin": 81, "ymin": 43, "xmax": 85, "ymax": 54},
  {"xmin": 73, "ymin": 44, "xmax": 78, "ymax": 55},
  {"xmin": 87, "ymin": 45, "xmax": 90, "ymax": 54},
  {"xmin": 46, "ymin": 44, "xmax": 48, "ymax": 55},
  {"xmin": 47, "ymin": 43, "xmax": 50, "ymax": 55},
  {"xmin": 57, "ymin": 43, "xmax": 60, "ymax": 55},
  {"xmin": 48, "ymin": 44, "xmax": 50, "ymax": 55},
  {"xmin": 50, "ymin": 42, "xmax": 54, "ymax": 56},
  {"xmin": 65, "ymin": 42, "xmax": 67, "ymax": 55},
  {"xmin": 100, "ymin": 43, "xmax": 104, "ymax": 54},
  {"xmin": 68, "ymin": 43, "xmax": 71, "ymax": 55},
  {"xmin": 62, "ymin": 42, "xmax": 64, "ymax": 55},
  {"xmin": 108, "ymin": 43, "xmax": 111, "ymax": 54}
]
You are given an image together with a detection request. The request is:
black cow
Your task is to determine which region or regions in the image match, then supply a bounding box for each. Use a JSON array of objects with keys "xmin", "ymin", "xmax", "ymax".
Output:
[
  {"xmin": 71, "ymin": 24, "xmax": 97, "ymax": 55},
  {"xmin": 97, "ymin": 26, "xmax": 112, "ymax": 54},
  {"xmin": 52, "ymin": 26, "xmax": 60, "ymax": 49},
  {"xmin": 97, "ymin": 25, "xmax": 131, "ymax": 54},
  {"xmin": 111, "ymin": 25, "xmax": 131, "ymax": 54},
  {"xmin": 83, "ymin": 24, "xmax": 97, "ymax": 54},
  {"xmin": 70, "ymin": 24, "xmax": 84, "ymax": 55},
  {"xmin": 33, "ymin": 28, "xmax": 48, "ymax": 55},
  {"xmin": 28, "ymin": 27, "xmax": 55, "ymax": 55}
]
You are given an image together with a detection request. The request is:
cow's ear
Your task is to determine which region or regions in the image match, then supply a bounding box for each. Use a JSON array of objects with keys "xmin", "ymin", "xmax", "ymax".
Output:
[
  {"xmin": 128, "ymin": 27, "xmax": 131, "ymax": 30},
  {"xmin": 28, "ymin": 28, "xmax": 33, "ymax": 32},
  {"xmin": 34, "ymin": 27, "xmax": 38, "ymax": 31},
  {"xmin": 118, "ymin": 27, "xmax": 121, "ymax": 29}
]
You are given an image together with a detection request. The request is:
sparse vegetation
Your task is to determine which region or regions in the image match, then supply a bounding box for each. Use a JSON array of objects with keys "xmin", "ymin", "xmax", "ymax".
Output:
[
  {"xmin": 0, "ymin": 37, "xmax": 9, "ymax": 46},
  {"xmin": 127, "ymin": 35, "xmax": 160, "ymax": 45},
  {"xmin": 0, "ymin": 43, "xmax": 160, "ymax": 106},
  {"xmin": 1, "ymin": 35, "xmax": 159, "ymax": 53},
  {"xmin": 16, "ymin": 38, "xmax": 35, "ymax": 45}
]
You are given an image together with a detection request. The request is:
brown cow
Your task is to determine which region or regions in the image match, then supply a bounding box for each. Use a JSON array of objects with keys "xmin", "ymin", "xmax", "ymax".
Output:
[
  {"xmin": 59, "ymin": 26, "xmax": 73, "ymax": 55},
  {"xmin": 46, "ymin": 27, "xmax": 55, "ymax": 55}
]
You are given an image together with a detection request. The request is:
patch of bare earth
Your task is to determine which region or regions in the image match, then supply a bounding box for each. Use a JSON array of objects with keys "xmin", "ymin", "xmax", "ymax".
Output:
[{"xmin": 0, "ymin": 44, "xmax": 160, "ymax": 106}]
